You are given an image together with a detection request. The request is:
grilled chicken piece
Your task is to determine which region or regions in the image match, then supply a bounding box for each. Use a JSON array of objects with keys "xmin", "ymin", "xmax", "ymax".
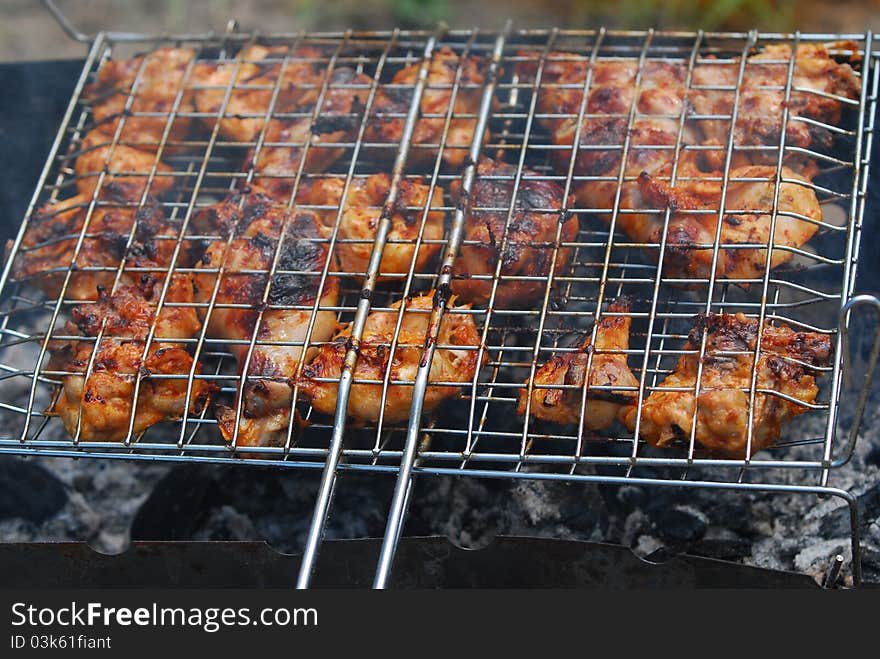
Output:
[
  {"xmin": 366, "ymin": 48, "xmax": 486, "ymax": 168},
  {"xmin": 191, "ymin": 44, "xmax": 324, "ymax": 143},
  {"xmin": 85, "ymin": 47, "xmax": 197, "ymax": 153},
  {"xmin": 300, "ymin": 173, "xmax": 445, "ymax": 279},
  {"xmin": 299, "ymin": 292, "xmax": 484, "ymax": 425},
  {"xmin": 519, "ymin": 46, "xmax": 858, "ymax": 283},
  {"xmin": 523, "ymin": 53, "xmax": 695, "ymax": 184},
  {"xmin": 12, "ymin": 190, "xmax": 184, "ymax": 301},
  {"xmin": 690, "ymin": 43, "xmax": 861, "ymax": 169},
  {"xmin": 249, "ymin": 67, "xmax": 372, "ymax": 200},
  {"xmin": 75, "ymin": 129, "xmax": 175, "ymax": 200},
  {"xmin": 50, "ymin": 275, "xmax": 210, "ymax": 442},
  {"xmin": 192, "ymin": 188, "xmax": 339, "ymax": 448},
  {"xmin": 611, "ymin": 162, "xmax": 822, "ymax": 282},
  {"xmin": 451, "ymin": 158, "xmax": 579, "ymax": 308},
  {"xmin": 518, "ymin": 299, "xmax": 639, "ymax": 429},
  {"xmin": 523, "ymin": 45, "xmax": 859, "ymax": 179},
  {"xmin": 622, "ymin": 313, "xmax": 832, "ymax": 457}
]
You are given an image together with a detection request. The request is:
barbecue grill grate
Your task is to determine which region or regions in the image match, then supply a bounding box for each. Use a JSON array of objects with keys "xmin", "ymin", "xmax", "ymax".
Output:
[{"xmin": 1, "ymin": 8, "xmax": 879, "ymax": 586}]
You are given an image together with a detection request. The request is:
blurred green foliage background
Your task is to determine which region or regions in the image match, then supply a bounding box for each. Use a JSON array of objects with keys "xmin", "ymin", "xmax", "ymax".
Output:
[
  {"xmin": 2, "ymin": 0, "xmax": 877, "ymax": 61},
  {"xmin": 301, "ymin": 0, "xmax": 795, "ymax": 31}
]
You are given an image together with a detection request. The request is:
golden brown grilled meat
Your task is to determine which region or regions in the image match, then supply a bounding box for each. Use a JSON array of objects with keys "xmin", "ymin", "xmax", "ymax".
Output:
[
  {"xmin": 366, "ymin": 48, "xmax": 486, "ymax": 168},
  {"xmin": 12, "ymin": 190, "xmax": 184, "ymax": 301},
  {"xmin": 300, "ymin": 173, "xmax": 445, "ymax": 279},
  {"xmin": 191, "ymin": 44, "xmax": 324, "ymax": 143},
  {"xmin": 522, "ymin": 53, "xmax": 694, "ymax": 184},
  {"xmin": 612, "ymin": 162, "xmax": 822, "ymax": 282},
  {"xmin": 299, "ymin": 292, "xmax": 484, "ymax": 425},
  {"xmin": 74, "ymin": 129, "xmax": 175, "ymax": 200},
  {"xmin": 248, "ymin": 67, "xmax": 372, "ymax": 200},
  {"xmin": 192, "ymin": 188, "xmax": 339, "ymax": 449},
  {"xmin": 85, "ymin": 47, "xmax": 197, "ymax": 153},
  {"xmin": 522, "ymin": 45, "xmax": 859, "ymax": 178},
  {"xmin": 518, "ymin": 299, "xmax": 639, "ymax": 429},
  {"xmin": 519, "ymin": 46, "xmax": 858, "ymax": 284},
  {"xmin": 451, "ymin": 158, "xmax": 579, "ymax": 308},
  {"xmin": 690, "ymin": 43, "xmax": 861, "ymax": 170},
  {"xmin": 50, "ymin": 275, "xmax": 211, "ymax": 442},
  {"xmin": 621, "ymin": 313, "xmax": 832, "ymax": 457}
]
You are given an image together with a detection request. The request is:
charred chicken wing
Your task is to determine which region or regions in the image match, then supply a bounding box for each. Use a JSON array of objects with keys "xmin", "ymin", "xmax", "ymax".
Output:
[
  {"xmin": 249, "ymin": 67, "xmax": 372, "ymax": 200},
  {"xmin": 300, "ymin": 173, "xmax": 445, "ymax": 279},
  {"xmin": 12, "ymin": 190, "xmax": 184, "ymax": 301},
  {"xmin": 366, "ymin": 48, "xmax": 486, "ymax": 168},
  {"xmin": 518, "ymin": 299, "xmax": 639, "ymax": 429},
  {"xmin": 299, "ymin": 292, "xmax": 484, "ymax": 425},
  {"xmin": 621, "ymin": 313, "xmax": 832, "ymax": 457},
  {"xmin": 451, "ymin": 158, "xmax": 579, "ymax": 308},
  {"xmin": 193, "ymin": 188, "xmax": 339, "ymax": 448},
  {"xmin": 191, "ymin": 44, "xmax": 324, "ymax": 143},
  {"xmin": 612, "ymin": 162, "xmax": 822, "ymax": 282},
  {"xmin": 690, "ymin": 44, "xmax": 861, "ymax": 169},
  {"xmin": 85, "ymin": 47, "xmax": 197, "ymax": 153},
  {"xmin": 74, "ymin": 129, "xmax": 175, "ymax": 200},
  {"xmin": 50, "ymin": 274, "xmax": 210, "ymax": 442},
  {"xmin": 519, "ymin": 45, "xmax": 858, "ymax": 283}
]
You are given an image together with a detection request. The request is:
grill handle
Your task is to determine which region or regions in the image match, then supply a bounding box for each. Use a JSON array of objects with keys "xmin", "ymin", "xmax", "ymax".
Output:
[
  {"xmin": 42, "ymin": 0, "xmax": 234, "ymax": 43},
  {"xmin": 835, "ymin": 293, "xmax": 880, "ymax": 464},
  {"xmin": 43, "ymin": 0, "xmax": 90, "ymax": 42},
  {"xmin": 372, "ymin": 25, "xmax": 511, "ymax": 589}
]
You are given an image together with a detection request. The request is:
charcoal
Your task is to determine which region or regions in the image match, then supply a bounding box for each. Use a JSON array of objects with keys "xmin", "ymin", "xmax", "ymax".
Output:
[
  {"xmin": 861, "ymin": 547, "xmax": 880, "ymax": 583},
  {"xmin": 0, "ymin": 458, "xmax": 66, "ymax": 523},
  {"xmin": 131, "ymin": 464, "xmax": 217, "ymax": 540},
  {"xmin": 866, "ymin": 445, "xmax": 880, "ymax": 468},
  {"xmin": 819, "ymin": 482, "xmax": 880, "ymax": 538},
  {"xmin": 649, "ymin": 505, "xmax": 708, "ymax": 545}
]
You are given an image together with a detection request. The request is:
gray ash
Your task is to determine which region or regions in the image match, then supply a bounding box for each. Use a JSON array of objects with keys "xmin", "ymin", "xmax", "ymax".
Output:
[{"xmin": 1, "ymin": 406, "xmax": 877, "ymax": 586}]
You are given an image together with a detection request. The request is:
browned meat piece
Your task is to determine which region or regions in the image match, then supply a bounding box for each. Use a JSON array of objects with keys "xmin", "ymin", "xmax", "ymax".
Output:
[
  {"xmin": 622, "ymin": 313, "xmax": 832, "ymax": 457},
  {"xmin": 248, "ymin": 67, "xmax": 372, "ymax": 200},
  {"xmin": 12, "ymin": 190, "xmax": 184, "ymax": 301},
  {"xmin": 50, "ymin": 275, "xmax": 211, "ymax": 442},
  {"xmin": 74, "ymin": 129, "xmax": 175, "ymax": 200},
  {"xmin": 522, "ymin": 53, "xmax": 695, "ymax": 184},
  {"xmin": 450, "ymin": 158, "xmax": 579, "ymax": 308},
  {"xmin": 609, "ymin": 162, "xmax": 822, "ymax": 282},
  {"xmin": 299, "ymin": 292, "xmax": 484, "ymax": 424},
  {"xmin": 299, "ymin": 173, "xmax": 445, "ymax": 279},
  {"xmin": 191, "ymin": 44, "xmax": 324, "ymax": 143},
  {"xmin": 690, "ymin": 43, "xmax": 862, "ymax": 169},
  {"xmin": 192, "ymin": 188, "xmax": 339, "ymax": 448},
  {"xmin": 518, "ymin": 299, "xmax": 639, "ymax": 429},
  {"xmin": 366, "ymin": 48, "xmax": 486, "ymax": 168},
  {"xmin": 85, "ymin": 47, "xmax": 197, "ymax": 153},
  {"xmin": 519, "ymin": 45, "xmax": 859, "ymax": 284}
]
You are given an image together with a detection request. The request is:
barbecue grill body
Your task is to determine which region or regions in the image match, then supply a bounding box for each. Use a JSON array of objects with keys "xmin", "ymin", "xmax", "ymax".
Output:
[{"xmin": 0, "ymin": 16, "xmax": 878, "ymax": 587}]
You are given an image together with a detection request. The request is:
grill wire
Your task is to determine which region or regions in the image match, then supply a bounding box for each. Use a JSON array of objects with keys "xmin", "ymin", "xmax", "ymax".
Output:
[{"xmin": 0, "ymin": 26, "xmax": 878, "ymax": 586}]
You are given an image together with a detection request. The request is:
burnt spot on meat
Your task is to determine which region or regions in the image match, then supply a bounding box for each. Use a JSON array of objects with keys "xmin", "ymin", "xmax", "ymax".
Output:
[
  {"xmin": 381, "ymin": 85, "xmax": 413, "ymax": 109},
  {"xmin": 392, "ymin": 183, "xmax": 423, "ymax": 227},
  {"xmin": 574, "ymin": 117, "xmax": 629, "ymax": 177},
  {"xmin": 250, "ymin": 231, "xmax": 276, "ymax": 260},
  {"xmin": 312, "ymin": 112, "xmax": 360, "ymax": 136},
  {"xmin": 238, "ymin": 194, "xmax": 273, "ymax": 233},
  {"xmin": 267, "ymin": 238, "xmax": 325, "ymax": 307}
]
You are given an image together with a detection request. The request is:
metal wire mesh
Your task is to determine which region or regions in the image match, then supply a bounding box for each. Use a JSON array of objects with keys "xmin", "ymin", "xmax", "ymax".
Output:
[{"xmin": 0, "ymin": 28, "xmax": 877, "ymax": 504}]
